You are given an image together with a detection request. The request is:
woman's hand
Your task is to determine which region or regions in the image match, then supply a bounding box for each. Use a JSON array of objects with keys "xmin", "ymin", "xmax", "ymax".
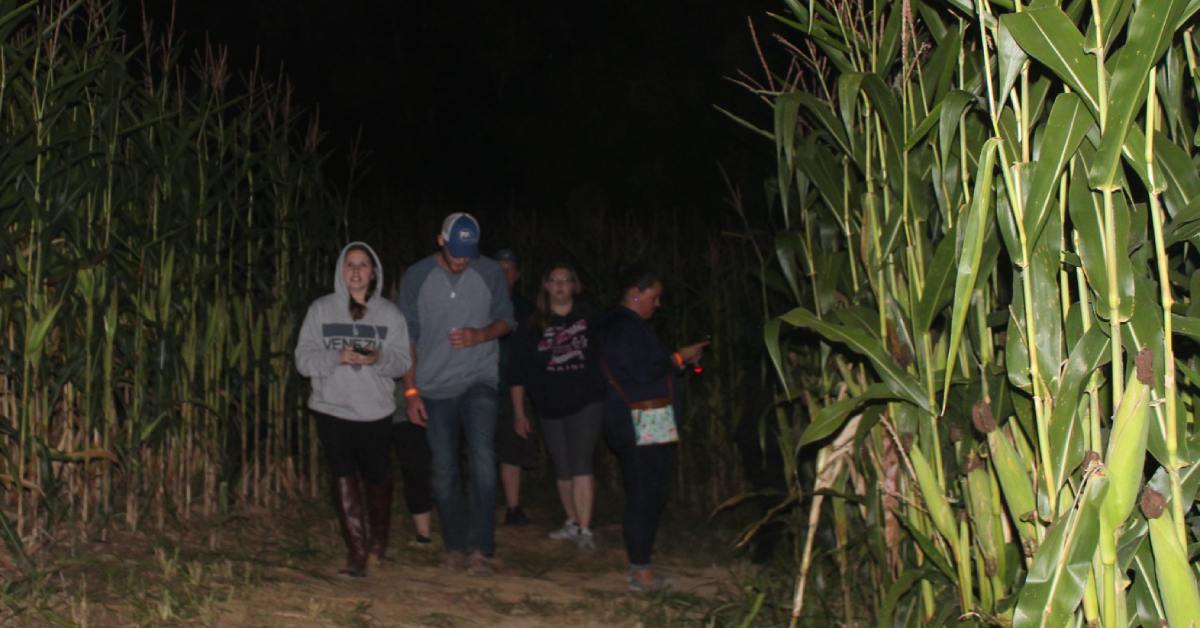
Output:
[
  {"xmin": 677, "ymin": 340, "xmax": 710, "ymax": 365},
  {"xmin": 514, "ymin": 412, "xmax": 532, "ymax": 439},
  {"xmin": 339, "ymin": 347, "xmax": 379, "ymax": 365}
]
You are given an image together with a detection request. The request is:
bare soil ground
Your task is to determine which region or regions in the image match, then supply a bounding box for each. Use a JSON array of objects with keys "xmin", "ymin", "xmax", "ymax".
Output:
[{"xmin": 1, "ymin": 499, "xmax": 750, "ymax": 627}]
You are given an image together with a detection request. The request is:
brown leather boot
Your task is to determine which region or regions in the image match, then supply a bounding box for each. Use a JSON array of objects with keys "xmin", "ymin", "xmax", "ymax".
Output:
[
  {"xmin": 365, "ymin": 480, "xmax": 394, "ymax": 562},
  {"xmin": 333, "ymin": 476, "xmax": 367, "ymax": 577}
]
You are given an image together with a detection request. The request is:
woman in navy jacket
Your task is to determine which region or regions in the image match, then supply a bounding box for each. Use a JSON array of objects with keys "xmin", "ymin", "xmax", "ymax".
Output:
[{"xmin": 601, "ymin": 264, "xmax": 707, "ymax": 592}]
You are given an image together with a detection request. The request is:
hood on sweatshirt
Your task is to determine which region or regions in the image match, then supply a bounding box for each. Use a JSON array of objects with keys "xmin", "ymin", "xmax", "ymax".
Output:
[{"xmin": 335, "ymin": 241, "xmax": 385, "ymax": 302}]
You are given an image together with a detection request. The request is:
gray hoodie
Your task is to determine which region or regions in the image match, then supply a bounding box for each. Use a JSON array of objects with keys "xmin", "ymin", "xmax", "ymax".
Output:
[{"xmin": 295, "ymin": 242, "xmax": 412, "ymax": 421}]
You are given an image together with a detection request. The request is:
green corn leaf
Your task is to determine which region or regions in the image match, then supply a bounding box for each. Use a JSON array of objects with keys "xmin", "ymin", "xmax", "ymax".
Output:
[
  {"xmin": 860, "ymin": 74, "xmax": 906, "ymax": 151},
  {"xmin": 896, "ymin": 512, "xmax": 957, "ymax": 580},
  {"xmin": 837, "ymin": 73, "xmax": 866, "ymax": 141},
  {"xmin": 1023, "ymin": 92, "xmax": 1093, "ymax": 246},
  {"xmin": 1001, "ymin": 6, "xmax": 1100, "ymax": 117},
  {"xmin": 922, "ymin": 26, "xmax": 961, "ymax": 104},
  {"xmin": 913, "ymin": 226, "xmax": 958, "ymax": 333},
  {"xmin": 1027, "ymin": 196, "xmax": 1064, "ymax": 393},
  {"xmin": 995, "ymin": 18, "xmax": 1027, "ymax": 107},
  {"xmin": 1083, "ymin": 0, "xmax": 1134, "ymax": 51},
  {"xmin": 876, "ymin": 0, "xmax": 903, "ymax": 76},
  {"xmin": 1006, "ymin": 284, "xmax": 1033, "ymax": 393},
  {"xmin": 798, "ymin": 141, "xmax": 847, "ymax": 218},
  {"xmin": 799, "ymin": 383, "xmax": 896, "ymax": 447},
  {"xmin": 941, "ymin": 137, "xmax": 1002, "ymax": 412},
  {"xmin": 775, "ymin": 232, "xmax": 805, "ymax": 304},
  {"xmin": 876, "ymin": 566, "xmax": 944, "ymax": 628},
  {"xmin": 907, "ymin": 100, "xmax": 943, "ymax": 151},
  {"xmin": 775, "ymin": 92, "xmax": 802, "ymax": 220},
  {"xmin": 777, "ymin": 307, "xmax": 932, "ymax": 413},
  {"xmin": 1012, "ymin": 473, "xmax": 1107, "ymax": 628},
  {"xmin": 25, "ymin": 301, "xmax": 62, "ymax": 361},
  {"xmin": 712, "ymin": 105, "xmax": 774, "ymax": 142},
  {"xmin": 1129, "ymin": 538, "xmax": 1168, "ymax": 626},
  {"xmin": 1047, "ymin": 325, "xmax": 1109, "ymax": 491},
  {"xmin": 157, "ymin": 248, "xmax": 174, "ymax": 324},
  {"xmin": 1121, "ymin": 276, "xmax": 1170, "ymax": 467},
  {"xmin": 797, "ymin": 93, "xmax": 855, "ymax": 164},
  {"xmin": 1067, "ymin": 162, "xmax": 1135, "ymax": 322},
  {"xmin": 764, "ymin": 318, "xmax": 788, "ymax": 398},
  {"xmin": 1152, "ymin": 130, "xmax": 1200, "ymax": 223},
  {"xmin": 937, "ymin": 90, "xmax": 974, "ymax": 173},
  {"xmin": 1088, "ymin": 0, "xmax": 1185, "ymax": 190}
]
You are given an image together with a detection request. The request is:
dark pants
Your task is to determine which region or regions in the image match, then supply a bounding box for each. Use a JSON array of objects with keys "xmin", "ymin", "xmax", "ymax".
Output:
[
  {"xmin": 606, "ymin": 404, "xmax": 674, "ymax": 567},
  {"xmin": 313, "ymin": 411, "xmax": 391, "ymax": 482},
  {"xmin": 393, "ymin": 420, "xmax": 433, "ymax": 515}
]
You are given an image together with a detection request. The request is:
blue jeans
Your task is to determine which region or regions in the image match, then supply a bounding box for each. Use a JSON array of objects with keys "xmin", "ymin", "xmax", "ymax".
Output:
[{"xmin": 423, "ymin": 384, "xmax": 498, "ymax": 555}]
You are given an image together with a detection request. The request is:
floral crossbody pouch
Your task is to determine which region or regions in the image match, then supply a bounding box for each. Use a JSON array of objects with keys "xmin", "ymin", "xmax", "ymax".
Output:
[{"xmin": 601, "ymin": 362, "xmax": 678, "ymax": 446}]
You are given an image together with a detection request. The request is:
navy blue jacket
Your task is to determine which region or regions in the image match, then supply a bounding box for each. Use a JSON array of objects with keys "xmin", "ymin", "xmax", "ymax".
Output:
[{"xmin": 600, "ymin": 307, "xmax": 684, "ymax": 441}]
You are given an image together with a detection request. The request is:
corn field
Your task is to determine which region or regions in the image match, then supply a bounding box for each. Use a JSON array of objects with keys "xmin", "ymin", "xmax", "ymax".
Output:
[
  {"xmin": 734, "ymin": 0, "xmax": 1200, "ymax": 625},
  {"xmin": 0, "ymin": 1, "xmax": 343, "ymax": 558}
]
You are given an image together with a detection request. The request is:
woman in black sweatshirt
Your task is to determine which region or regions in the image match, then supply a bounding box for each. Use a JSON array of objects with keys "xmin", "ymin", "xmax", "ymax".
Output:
[
  {"xmin": 509, "ymin": 263, "xmax": 607, "ymax": 549},
  {"xmin": 601, "ymin": 264, "xmax": 707, "ymax": 593}
]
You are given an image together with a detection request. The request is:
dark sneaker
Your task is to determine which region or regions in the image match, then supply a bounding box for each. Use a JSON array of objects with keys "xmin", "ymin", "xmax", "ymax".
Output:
[
  {"xmin": 628, "ymin": 573, "xmax": 671, "ymax": 593},
  {"xmin": 441, "ymin": 551, "xmax": 467, "ymax": 571},
  {"xmin": 467, "ymin": 552, "xmax": 494, "ymax": 577},
  {"xmin": 407, "ymin": 535, "xmax": 434, "ymax": 551},
  {"xmin": 504, "ymin": 507, "xmax": 531, "ymax": 526}
]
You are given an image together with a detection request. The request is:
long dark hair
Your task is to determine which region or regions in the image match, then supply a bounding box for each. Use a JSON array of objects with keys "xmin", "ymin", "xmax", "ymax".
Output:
[
  {"xmin": 532, "ymin": 263, "xmax": 581, "ymax": 331},
  {"xmin": 345, "ymin": 244, "xmax": 377, "ymax": 321}
]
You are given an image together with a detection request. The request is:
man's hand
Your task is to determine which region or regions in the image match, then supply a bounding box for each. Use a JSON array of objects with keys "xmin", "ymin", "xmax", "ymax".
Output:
[
  {"xmin": 448, "ymin": 327, "xmax": 485, "ymax": 349},
  {"xmin": 407, "ymin": 396, "xmax": 429, "ymax": 427}
]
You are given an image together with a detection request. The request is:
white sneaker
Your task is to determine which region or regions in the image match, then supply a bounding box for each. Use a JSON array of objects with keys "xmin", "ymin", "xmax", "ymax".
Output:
[
  {"xmin": 549, "ymin": 520, "xmax": 581, "ymax": 541},
  {"xmin": 576, "ymin": 529, "xmax": 595, "ymax": 550}
]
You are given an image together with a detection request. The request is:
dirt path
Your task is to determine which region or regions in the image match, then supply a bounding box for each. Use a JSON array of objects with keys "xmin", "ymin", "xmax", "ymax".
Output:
[
  {"xmin": 216, "ymin": 518, "xmax": 736, "ymax": 627},
  {"xmin": 6, "ymin": 500, "xmax": 746, "ymax": 627}
]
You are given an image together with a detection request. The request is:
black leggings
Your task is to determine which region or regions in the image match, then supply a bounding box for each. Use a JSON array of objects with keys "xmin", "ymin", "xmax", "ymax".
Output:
[
  {"xmin": 605, "ymin": 406, "xmax": 674, "ymax": 567},
  {"xmin": 313, "ymin": 411, "xmax": 392, "ymax": 483},
  {"xmin": 393, "ymin": 420, "xmax": 433, "ymax": 515}
]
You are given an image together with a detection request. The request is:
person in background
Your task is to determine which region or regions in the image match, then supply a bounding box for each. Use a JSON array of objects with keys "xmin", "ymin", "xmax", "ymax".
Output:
[
  {"xmin": 398, "ymin": 213, "xmax": 515, "ymax": 577},
  {"xmin": 601, "ymin": 263, "xmax": 707, "ymax": 592},
  {"xmin": 392, "ymin": 396, "xmax": 436, "ymax": 551},
  {"xmin": 494, "ymin": 248, "xmax": 538, "ymax": 526},
  {"xmin": 510, "ymin": 263, "xmax": 606, "ymax": 549},
  {"xmin": 295, "ymin": 242, "xmax": 411, "ymax": 577}
]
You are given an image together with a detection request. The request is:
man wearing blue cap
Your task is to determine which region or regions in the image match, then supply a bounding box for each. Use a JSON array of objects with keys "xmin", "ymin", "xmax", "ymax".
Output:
[{"xmin": 398, "ymin": 212, "xmax": 516, "ymax": 576}]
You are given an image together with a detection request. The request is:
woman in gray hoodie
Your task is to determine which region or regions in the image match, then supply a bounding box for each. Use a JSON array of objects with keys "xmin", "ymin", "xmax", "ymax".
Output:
[{"xmin": 295, "ymin": 242, "xmax": 412, "ymax": 577}]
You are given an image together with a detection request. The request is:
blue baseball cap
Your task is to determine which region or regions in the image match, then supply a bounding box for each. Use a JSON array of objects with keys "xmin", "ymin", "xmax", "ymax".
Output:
[{"xmin": 440, "ymin": 212, "xmax": 481, "ymax": 258}]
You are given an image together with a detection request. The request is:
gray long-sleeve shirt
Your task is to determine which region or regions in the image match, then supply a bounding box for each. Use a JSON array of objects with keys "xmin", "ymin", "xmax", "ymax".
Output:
[{"xmin": 397, "ymin": 254, "xmax": 515, "ymax": 399}]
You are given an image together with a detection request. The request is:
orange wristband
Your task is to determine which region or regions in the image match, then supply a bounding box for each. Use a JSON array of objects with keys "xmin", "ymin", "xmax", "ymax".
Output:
[
  {"xmin": 404, "ymin": 387, "xmax": 420, "ymax": 398},
  {"xmin": 672, "ymin": 352, "xmax": 685, "ymax": 368}
]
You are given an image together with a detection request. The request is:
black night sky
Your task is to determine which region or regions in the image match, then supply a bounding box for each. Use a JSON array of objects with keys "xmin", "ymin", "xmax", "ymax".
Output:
[{"xmin": 138, "ymin": 1, "xmax": 775, "ymax": 222}]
